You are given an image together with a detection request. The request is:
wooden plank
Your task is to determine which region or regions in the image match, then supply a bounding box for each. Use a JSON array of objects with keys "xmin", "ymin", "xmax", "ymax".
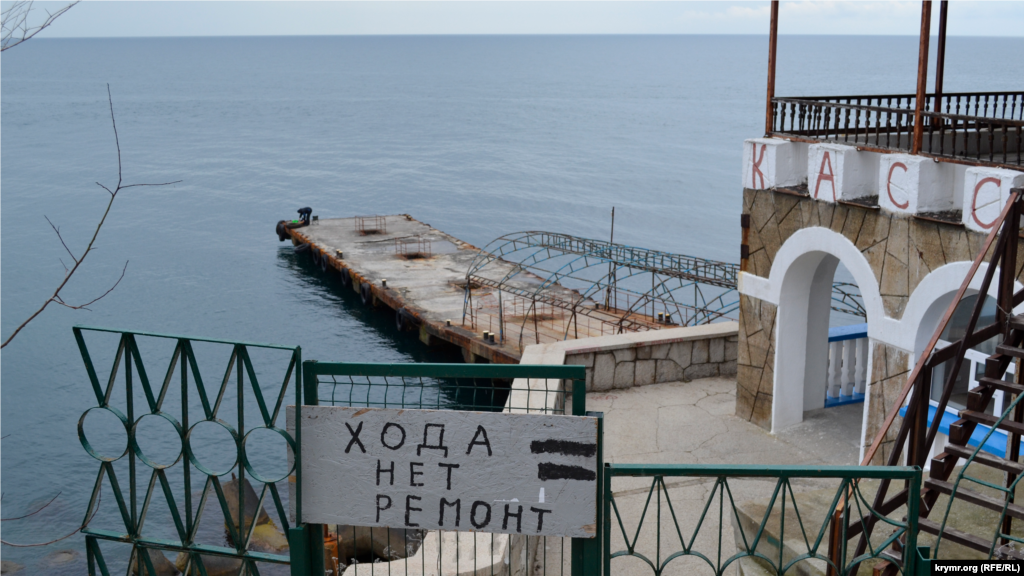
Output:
[
  {"xmin": 924, "ymin": 478, "xmax": 1024, "ymax": 521},
  {"xmin": 959, "ymin": 411, "xmax": 1024, "ymax": 437},
  {"xmin": 943, "ymin": 444, "xmax": 1024, "ymax": 476},
  {"xmin": 918, "ymin": 517, "xmax": 992, "ymax": 553}
]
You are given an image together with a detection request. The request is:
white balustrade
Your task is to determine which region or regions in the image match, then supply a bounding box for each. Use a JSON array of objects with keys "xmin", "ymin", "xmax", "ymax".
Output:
[
  {"xmin": 828, "ymin": 341, "xmax": 843, "ymax": 399},
  {"xmin": 855, "ymin": 337, "xmax": 868, "ymax": 394},
  {"xmin": 824, "ymin": 323, "xmax": 869, "ymax": 407},
  {"xmin": 842, "ymin": 339, "xmax": 856, "ymax": 396}
]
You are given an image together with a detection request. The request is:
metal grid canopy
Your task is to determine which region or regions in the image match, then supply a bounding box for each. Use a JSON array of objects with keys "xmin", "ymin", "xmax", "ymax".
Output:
[
  {"xmin": 74, "ymin": 326, "xmax": 303, "ymax": 576},
  {"xmin": 463, "ymin": 231, "xmax": 742, "ymax": 346},
  {"xmin": 462, "ymin": 231, "xmax": 865, "ymax": 349}
]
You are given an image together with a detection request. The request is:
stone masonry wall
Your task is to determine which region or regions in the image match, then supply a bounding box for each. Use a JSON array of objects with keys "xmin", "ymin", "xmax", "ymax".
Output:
[
  {"xmin": 742, "ymin": 188, "xmax": 1024, "ymax": 320},
  {"xmin": 737, "ymin": 187, "xmax": 1024, "ymax": 431},
  {"xmin": 735, "ymin": 294, "xmax": 778, "ymax": 430},
  {"xmin": 563, "ymin": 333, "xmax": 738, "ymax": 392},
  {"xmin": 865, "ymin": 340, "xmax": 910, "ymax": 465}
]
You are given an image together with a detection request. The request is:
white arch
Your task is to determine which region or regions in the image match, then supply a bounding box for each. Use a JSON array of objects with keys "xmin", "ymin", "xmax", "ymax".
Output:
[
  {"xmin": 737, "ymin": 225, "xmax": 1024, "ymax": 446},
  {"xmin": 739, "ymin": 227, "xmax": 886, "ymax": 333},
  {"xmin": 899, "ymin": 261, "xmax": 1024, "ymax": 355},
  {"xmin": 745, "ymin": 228, "xmax": 883, "ymax": 432}
]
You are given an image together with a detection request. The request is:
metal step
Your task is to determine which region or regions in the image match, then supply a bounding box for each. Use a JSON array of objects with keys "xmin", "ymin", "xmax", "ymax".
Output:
[
  {"xmin": 996, "ymin": 344, "xmax": 1024, "ymax": 359},
  {"xmin": 976, "ymin": 376, "xmax": 1024, "ymax": 396},
  {"xmin": 958, "ymin": 411, "xmax": 1024, "ymax": 437},
  {"xmin": 1008, "ymin": 315, "xmax": 1024, "ymax": 331},
  {"xmin": 924, "ymin": 478, "xmax": 1024, "ymax": 521},
  {"xmin": 943, "ymin": 444, "xmax": 1024, "ymax": 476},
  {"xmin": 918, "ymin": 517, "xmax": 993, "ymax": 554}
]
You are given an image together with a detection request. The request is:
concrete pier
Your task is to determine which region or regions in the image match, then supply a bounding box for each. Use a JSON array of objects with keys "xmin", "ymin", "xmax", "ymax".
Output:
[{"xmin": 282, "ymin": 214, "xmax": 665, "ymax": 363}]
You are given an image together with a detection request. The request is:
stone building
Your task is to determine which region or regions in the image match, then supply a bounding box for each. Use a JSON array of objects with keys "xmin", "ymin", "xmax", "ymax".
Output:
[{"xmin": 734, "ymin": 2, "xmax": 1023, "ymax": 464}]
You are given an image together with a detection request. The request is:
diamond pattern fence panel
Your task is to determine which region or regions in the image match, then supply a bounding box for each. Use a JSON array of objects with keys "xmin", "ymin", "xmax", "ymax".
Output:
[{"xmin": 75, "ymin": 326, "xmax": 304, "ymax": 576}]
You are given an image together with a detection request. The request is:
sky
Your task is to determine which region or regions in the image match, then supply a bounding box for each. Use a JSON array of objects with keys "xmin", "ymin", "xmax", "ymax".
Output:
[{"xmin": 13, "ymin": 1, "xmax": 1024, "ymax": 38}]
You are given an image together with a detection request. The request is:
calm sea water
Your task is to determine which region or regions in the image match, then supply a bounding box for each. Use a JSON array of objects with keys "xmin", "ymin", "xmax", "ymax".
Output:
[{"xmin": 2, "ymin": 34, "xmax": 1020, "ymax": 573}]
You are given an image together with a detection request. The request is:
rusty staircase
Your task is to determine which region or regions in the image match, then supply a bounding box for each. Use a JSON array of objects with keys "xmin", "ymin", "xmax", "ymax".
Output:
[{"xmin": 829, "ymin": 188, "xmax": 1024, "ymax": 574}]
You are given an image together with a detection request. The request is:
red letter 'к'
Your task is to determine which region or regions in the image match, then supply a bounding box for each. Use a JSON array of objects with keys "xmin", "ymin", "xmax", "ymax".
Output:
[{"xmin": 751, "ymin": 143, "xmax": 767, "ymax": 189}]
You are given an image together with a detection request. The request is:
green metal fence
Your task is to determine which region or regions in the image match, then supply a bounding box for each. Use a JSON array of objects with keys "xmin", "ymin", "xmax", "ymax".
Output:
[
  {"xmin": 74, "ymin": 326, "xmax": 935, "ymax": 576},
  {"xmin": 301, "ymin": 361, "xmax": 598, "ymax": 575},
  {"xmin": 602, "ymin": 464, "xmax": 924, "ymax": 576},
  {"xmin": 75, "ymin": 326, "xmax": 305, "ymax": 576}
]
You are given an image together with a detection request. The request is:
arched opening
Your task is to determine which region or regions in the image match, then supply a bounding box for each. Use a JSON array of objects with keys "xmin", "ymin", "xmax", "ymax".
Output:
[
  {"xmin": 767, "ymin": 228, "xmax": 881, "ymax": 450},
  {"xmin": 774, "ymin": 252, "xmax": 868, "ymax": 460},
  {"xmin": 774, "ymin": 250, "xmax": 840, "ymax": 431},
  {"xmin": 913, "ymin": 291, "xmax": 1011, "ymax": 461}
]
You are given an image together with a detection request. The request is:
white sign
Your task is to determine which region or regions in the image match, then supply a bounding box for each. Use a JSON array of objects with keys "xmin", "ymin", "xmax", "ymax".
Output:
[{"xmin": 296, "ymin": 406, "xmax": 599, "ymax": 538}]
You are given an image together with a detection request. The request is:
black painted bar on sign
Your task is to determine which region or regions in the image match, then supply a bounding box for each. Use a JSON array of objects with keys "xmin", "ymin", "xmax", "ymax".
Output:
[
  {"xmin": 537, "ymin": 463, "xmax": 597, "ymax": 481},
  {"xmin": 530, "ymin": 439, "xmax": 597, "ymax": 457}
]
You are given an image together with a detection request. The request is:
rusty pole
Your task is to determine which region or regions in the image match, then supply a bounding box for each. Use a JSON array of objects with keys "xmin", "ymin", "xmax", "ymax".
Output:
[
  {"xmin": 765, "ymin": 0, "xmax": 780, "ymax": 135},
  {"xmin": 934, "ymin": 1, "xmax": 949, "ymax": 112},
  {"xmin": 911, "ymin": 0, "xmax": 932, "ymax": 155}
]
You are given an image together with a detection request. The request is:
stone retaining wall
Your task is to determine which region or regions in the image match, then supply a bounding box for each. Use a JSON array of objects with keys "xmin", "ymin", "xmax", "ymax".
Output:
[{"xmin": 515, "ymin": 322, "xmax": 739, "ymax": 392}]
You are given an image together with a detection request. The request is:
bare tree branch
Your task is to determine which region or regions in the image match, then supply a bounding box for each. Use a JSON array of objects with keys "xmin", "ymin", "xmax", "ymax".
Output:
[
  {"xmin": 0, "ymin": 437, "xmax": 98, "ymax": 547},
  {"xmin": 51, "ymin": 261, "xmax": 128, "ymax": 311},
  {"xmin": 45, "ymin": 215, "xmax": 78, "ymax": 265},
  {"xmin": 1, "ymin": 85, "xmax": 180, "ymax": 349},
  {"xmin": 0, "ymin": 493, "xmax": 60, "ymax": 522},
  {"xmin": 0, "ymin": 491, "xmax": 101, "ymax": 548},
  {"xmin": 1, "ymin": 1, "xmax": 78, "ymax": 52}
]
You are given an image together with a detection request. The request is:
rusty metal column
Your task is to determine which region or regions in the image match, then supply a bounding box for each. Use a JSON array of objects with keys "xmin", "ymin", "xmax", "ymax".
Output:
[
  {"xmin": 934, "ymin": 1, "xmax": 948, "ymax": 107},
  {"xmin": 911, "ymin": 0, "xmax": 932, "ymax": 155},
  {"xmin": 498, "ymin": 289, "xmax": 504, "ymax": 343},
  {"xmin": 765, "ymin": 0, "xmax": 780, "ymax": 135}
]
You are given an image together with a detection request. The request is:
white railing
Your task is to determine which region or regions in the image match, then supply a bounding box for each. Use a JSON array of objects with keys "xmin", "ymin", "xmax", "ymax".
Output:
[
  {"xmin": 921, "ymin": 340, "xmax": 1017, "ymax": 465},
  {"xmin": 825, "ymin": 323, "xmax": 869, "ymax": 407},
  {"xmin": 933, "ymin": 340, "xmax": 1016, "ymax": 417}
]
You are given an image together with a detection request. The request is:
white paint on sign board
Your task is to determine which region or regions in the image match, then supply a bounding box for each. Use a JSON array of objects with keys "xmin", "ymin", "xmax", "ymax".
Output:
[{"xmin": 297, "ymin": 406, "xmax": 599, "ymax": 538}]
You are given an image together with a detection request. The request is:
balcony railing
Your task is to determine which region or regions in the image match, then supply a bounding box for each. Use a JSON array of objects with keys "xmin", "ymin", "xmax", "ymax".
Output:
[{"xmin": 769, "ymin": 91, "xmax": 1024, "ymax": 168}]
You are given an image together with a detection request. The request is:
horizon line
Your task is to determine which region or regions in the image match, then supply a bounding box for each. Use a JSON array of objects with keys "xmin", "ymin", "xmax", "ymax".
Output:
[{"xmin": 31, "ymin": 32, "xmax": 1023, "ymax": 40}]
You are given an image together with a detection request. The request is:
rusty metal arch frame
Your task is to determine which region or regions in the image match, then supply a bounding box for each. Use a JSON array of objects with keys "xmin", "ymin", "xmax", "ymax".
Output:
[
  {"xmin": 462, "ymin": 232, "xmax": 743, "ymax": 349},
  {"xmin": 462, "ymin": 231, "xmax": 865, "ymax": 350}
]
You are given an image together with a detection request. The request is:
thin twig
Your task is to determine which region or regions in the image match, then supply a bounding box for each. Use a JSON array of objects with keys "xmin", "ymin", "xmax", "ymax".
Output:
[
  {"xmin": 0, "ymin": 492, "xmax": 60, "ymax": 521},
  {"xmin": 0, "ymin": 85, "xmax": 179, "ymax": 349},
  {"xmin": 1, "ymin": 1, "xmax": 78, "ymax": 52},
  {"xmin": 0, "ymin": 491, "xmax": 100, "ymax": 548},
  {"xmin": 45, "ymin": 215, "xmax": 78, "ymax": 265},
  {"xmin": 52, "ymin": 261, "xmax": 128, "ymax": 311}
]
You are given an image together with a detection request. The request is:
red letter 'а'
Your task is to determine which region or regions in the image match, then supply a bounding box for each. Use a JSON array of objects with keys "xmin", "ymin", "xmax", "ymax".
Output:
[{"xmin": 813, "ymin": 152, "xmax": 835, "ymax": 201}]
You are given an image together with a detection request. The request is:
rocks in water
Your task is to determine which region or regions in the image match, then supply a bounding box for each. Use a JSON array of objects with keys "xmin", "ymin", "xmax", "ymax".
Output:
[
  {"xmin": 328, "ymin": 525, "xmax": 424, "ymax": 567},
  {"xmin": 130, "ymin": 549, "xmax": 179, "ymax": 576},
  {"xmin": 42, "ymin": 549, "xmax": 79, "ymax": 567},
  {"xmin": 220, "ymin": 474, "xmax": 273, "ymax": 540},
  {"xmin": 219, "ymin": 474, "xmax": 288, "ymax": 554},
  {"xmin": 172, "ymin": 553, "xmax": 241, "ymax": 576},
  {"xmin": 0, "ymin": 560, "xmax": 25, "ymax": 574}
]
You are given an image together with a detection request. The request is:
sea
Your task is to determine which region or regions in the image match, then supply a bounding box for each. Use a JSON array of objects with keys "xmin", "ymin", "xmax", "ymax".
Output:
[{"xmin": 2, "ymin": 34, "xmax": 1021, "ymax": 573}]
